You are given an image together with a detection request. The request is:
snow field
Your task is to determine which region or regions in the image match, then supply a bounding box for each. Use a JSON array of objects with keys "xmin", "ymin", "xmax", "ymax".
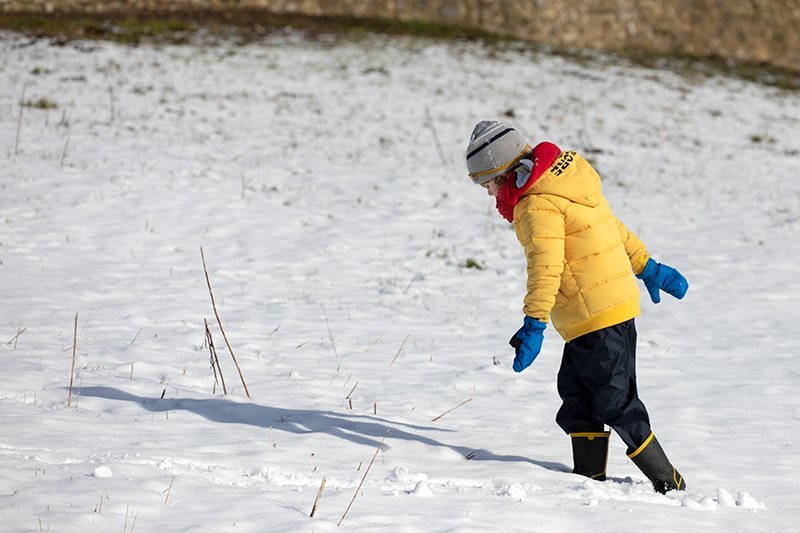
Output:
[{"xmin": 1, "ymin": 30, "xmax": 798, "ymax": 531}]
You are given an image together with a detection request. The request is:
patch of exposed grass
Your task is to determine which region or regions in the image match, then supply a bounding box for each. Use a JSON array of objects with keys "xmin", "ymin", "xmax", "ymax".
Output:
[
  {"xmin": 1, "ymin": 10, "xmax": 797, "ymax": 90},
  {"xmin": 464, "ymin": 258, "xmax": 486, "ymax": 270},
  {"xmin": 510, "ymin": 41, "xmax": 800, "ymax": 92},
  {"xmin": 620, "ymin": 50, "xmax": 800, "ymax": 92},
  {"xmin": 749, "ymin": 134, "xmax": 777, "ymax": 144},
  {"xmin": 0, "ymin": 10, "xmax": 502, "ymax": 46},
  {"xmin": 0, "ymin": 13, "xmax": 197, "ymax": 44},
  {"xmin": 22, "ymin": 97, "xmax": 58, "ymax": 109}
]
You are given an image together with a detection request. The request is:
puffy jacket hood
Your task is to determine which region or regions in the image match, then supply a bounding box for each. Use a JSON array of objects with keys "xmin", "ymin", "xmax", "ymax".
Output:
[
  {"xmin": 495, "ymin": 141, "xmax": 561, "ymax": 222},
  {"xmin": 525, "ymin": 151, "xmax": 601, "ymax": 208}
]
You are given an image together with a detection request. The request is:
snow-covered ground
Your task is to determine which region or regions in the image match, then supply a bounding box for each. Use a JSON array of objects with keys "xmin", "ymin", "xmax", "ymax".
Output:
[{"xmin": 1, "ymin": 29, "xmax": 799, "ymax": 532}]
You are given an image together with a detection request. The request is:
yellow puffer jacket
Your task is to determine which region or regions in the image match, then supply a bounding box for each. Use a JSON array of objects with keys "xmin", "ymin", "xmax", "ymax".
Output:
[{"xmin": 513, "ymin": 150, "xmax": 650, "ymax": 342}]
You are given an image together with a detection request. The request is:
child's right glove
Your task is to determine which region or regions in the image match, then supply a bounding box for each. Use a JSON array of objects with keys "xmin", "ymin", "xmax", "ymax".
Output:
[
  {"xmin": 636, "ymin": 258, "xmax": 689, "ymax": 304},
  {"xmin": 509, "ymin": 316, "xmax": 546, "ymax": 372}
]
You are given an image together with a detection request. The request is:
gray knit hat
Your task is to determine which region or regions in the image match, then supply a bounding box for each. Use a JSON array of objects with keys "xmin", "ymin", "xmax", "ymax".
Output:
[{"xmin": 466, "ymin": 121, "xmax": 529, "ymax": 184}]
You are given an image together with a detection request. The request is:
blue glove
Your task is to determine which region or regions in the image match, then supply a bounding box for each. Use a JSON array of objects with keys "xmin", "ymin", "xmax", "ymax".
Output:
[
  {"xmin": 636, "ymin": 258, "xmax": 688, "ymax": 304},
  {"xmin": 509, "ymin": 316, "xmax": 546, "ymax": 372}
]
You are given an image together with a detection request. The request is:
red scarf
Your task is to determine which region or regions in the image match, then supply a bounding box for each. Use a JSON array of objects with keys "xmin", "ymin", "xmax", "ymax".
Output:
[{"xmin": 495, "ymin": 142, "xmax": 561, "ymax": 222}]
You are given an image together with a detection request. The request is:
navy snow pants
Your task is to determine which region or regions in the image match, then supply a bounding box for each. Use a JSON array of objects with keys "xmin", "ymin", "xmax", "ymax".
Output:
[{"xmin": 555, "ymin": 319, "xmax": 652, "ymax": 454}]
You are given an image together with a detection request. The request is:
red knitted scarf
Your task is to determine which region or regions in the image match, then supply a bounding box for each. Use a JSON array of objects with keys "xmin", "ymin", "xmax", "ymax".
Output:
[{"xmin": 495, "ymin": 141, "xmax": 561, "ymax": 222}]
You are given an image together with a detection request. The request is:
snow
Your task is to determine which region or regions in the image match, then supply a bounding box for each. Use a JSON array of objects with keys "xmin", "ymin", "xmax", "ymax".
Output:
[
  {"xmin": 91, "ymin": 466, "xmax": 114, "ymax": 478},
  {"xmin": 1, "ymin": 29, "xmax": 799, "ymax": 532}
]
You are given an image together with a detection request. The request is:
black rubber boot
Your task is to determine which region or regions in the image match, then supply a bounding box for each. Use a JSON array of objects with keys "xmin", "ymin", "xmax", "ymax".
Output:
[
  {"xmin": 571, "ymin": 431, "xmax": 610, "ymax": 481},
  {"xmin": 628, "ymin": 433, "xmax": 686, "ymax": 494}
]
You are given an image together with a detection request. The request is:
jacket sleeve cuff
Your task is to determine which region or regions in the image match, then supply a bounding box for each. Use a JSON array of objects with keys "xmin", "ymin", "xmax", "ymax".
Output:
[
  {"xmin": 632, "ymin": 254, "xmax": 651, "ymax": 277},
  {"xmin": 635, "ymin": 257, "xmax": 656, "ymax": 279}
]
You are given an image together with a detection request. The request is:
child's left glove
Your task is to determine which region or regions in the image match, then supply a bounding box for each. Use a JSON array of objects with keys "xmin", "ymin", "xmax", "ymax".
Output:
[
  {"xmin": 636, "ymin": 258, "xmax": 689, "ymax": 304},
  {"xmin": 509, "ymin": 316, "xmax": 546, "ymax": 372}
]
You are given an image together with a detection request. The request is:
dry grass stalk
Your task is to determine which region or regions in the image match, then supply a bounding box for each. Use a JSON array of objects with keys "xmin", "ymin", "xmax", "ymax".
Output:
[
  {"xmin": 7, "ymin": 324, "xmax": 26, "ymax": 348},
  {"xmin": 107, "ymin": 84, "xmax": 115, "ymax": 123},
  {"xmin": 67, "ymin": 312, "xmax": 78, "ymax": 407},
  {"xmin": 338, "ymin": 431, "xmax": 388, "ymax": 527},
  {"xmin": 346, "ymin": 382, "xmax": 358, "ymax": 400},
  {"xmin": 390, "ymin": 335, "xmax": 410, "ymax": 366},
  {"xmin": 321, "ymin": 303, "xmax": 338, "ymax": 357},
  {"xmin": 424, "ymin": 104, "xmax": 447, "ymax": 168},
  {"xmin": 60, "ymin": 132, "xmax": 70, "ymax": 166},
  {"xmin": 93, "ymin": 494, "xmax": 105, "ymax": 513},
  {"xmin": 200, "ymin": 245, "xmax": 250, "ymax": 399},
  {"xmin": 204, "ymin": 318, "xmax": 227, "ymax": 395},
  {"xmin": 364, "ymin": 330, "xmax": 385, "ymax": 353},
  {"xmin": 309, "ymin": 475, "xmax": 327, "ymax": 518},
  {"xmin": 14, "ymin": 83, "xmax": 27, "ymax": 156},
  {"xmin": 431, "ymin": 398, "xmax": 473, "ymax": 422},
  {"xmin": 130, "ymin": 328, "xmax": 142, "ymax": 345},
  {"xmin": 163, "ymin": 476, "xmax": 176, "ymax": 504}
]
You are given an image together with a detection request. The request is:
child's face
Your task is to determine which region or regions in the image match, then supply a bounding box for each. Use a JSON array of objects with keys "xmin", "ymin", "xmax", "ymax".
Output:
[{"xmin": 481, "ymin": 177, "xmax": 503, "ymax": 197}]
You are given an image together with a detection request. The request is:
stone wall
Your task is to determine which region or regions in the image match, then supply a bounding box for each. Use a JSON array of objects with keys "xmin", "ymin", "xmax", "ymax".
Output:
[{"xmin": 2, "ymin": 0, "xmax": 799, "ymax": 73}]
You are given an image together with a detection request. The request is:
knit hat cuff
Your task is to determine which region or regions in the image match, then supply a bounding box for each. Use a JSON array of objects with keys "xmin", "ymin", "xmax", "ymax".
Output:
[{"xmin": 468, "ymin": 145, "xmax": 531, "ymax": 183}]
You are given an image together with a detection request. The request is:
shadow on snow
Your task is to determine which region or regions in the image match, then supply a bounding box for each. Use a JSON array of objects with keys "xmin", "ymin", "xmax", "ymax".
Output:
[{"xmin": 80, "ymin": 386, "xmax": 569, "ymax": 473}]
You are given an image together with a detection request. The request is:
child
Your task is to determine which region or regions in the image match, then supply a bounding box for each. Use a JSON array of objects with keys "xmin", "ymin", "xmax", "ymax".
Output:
[{"xmin": 465, "ymin": 120, "xmax": 688, "ymax": 494}]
